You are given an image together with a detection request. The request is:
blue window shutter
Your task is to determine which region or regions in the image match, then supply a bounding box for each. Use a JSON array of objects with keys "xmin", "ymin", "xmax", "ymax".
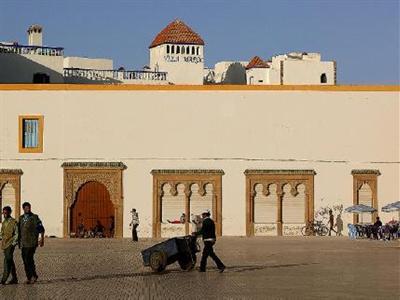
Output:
[
  {"xmin": 32, "ymin": 120, "xmax": 39, "ymax": 148},
  {"xmin": 28, "ymin": 120, "xmax": 33, "ymax": 148},
  {"xmin": 23, "ymin": 119, "xmax": 39, "ymax": 148},
  {"xmin": 23, "ymin": 119, "xmax": 28, "ymax": 148}
]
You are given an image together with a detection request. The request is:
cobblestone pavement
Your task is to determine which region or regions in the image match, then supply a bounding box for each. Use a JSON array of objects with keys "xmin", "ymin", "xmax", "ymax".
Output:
[{"xmin": 0, "ymin": 237, "xmax": 398, "ymax": 299}]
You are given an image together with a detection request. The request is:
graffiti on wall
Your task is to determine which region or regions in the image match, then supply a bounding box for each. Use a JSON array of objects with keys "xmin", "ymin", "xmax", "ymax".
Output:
[
  {"xmin": 283, "ymin": 224, "xmax": 304, "ymax": 236},
  {"xmin": 254, "ymin": 224, "xmax": 277, "ymax": 236}
]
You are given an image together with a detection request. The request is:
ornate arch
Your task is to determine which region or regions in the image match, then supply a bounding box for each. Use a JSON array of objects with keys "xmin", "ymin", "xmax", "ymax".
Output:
[
  {"xmin": 0, "ymin": 169, "xmax": 23, "ymax": 218},
  {"xmin": 151, "ymin": 170, "xmax": 224, "ymax": 238},
  {"xmin": 352, "ymin": 170, "xmax": 380, "ymax": 223},
  {"xmin": 62, "ymin": 162, "xmax": 127, "ymax": 238},
  {"xmin": 245, "ymin": 170, "xmax": 316, "ymax": 236}
]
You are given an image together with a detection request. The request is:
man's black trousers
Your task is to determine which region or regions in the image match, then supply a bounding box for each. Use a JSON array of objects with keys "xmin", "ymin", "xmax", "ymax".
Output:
[
  {"xmin": 200, "ymin": 241, "xmax": 224, "ymax": 271},
  {"xmin": 21, "ymin": 247, "xmax": 38, "ymax": 280},
  {"xmin": 132, "ymin": 224, "xmax": 139, "ymax": 241}
]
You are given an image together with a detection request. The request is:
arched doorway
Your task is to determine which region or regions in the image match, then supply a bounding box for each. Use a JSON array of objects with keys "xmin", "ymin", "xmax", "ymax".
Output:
[
  {"xmin": 70, "ymin": 181, "xmax": 115, "ymax": 237},
  {"xmin": 320, "ymin": 73, "xmax": 327, "ymax": 84}
]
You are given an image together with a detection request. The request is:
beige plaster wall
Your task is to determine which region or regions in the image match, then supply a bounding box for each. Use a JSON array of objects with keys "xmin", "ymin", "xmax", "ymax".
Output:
[{"xmin": 0, "ymin": 89, "xmax": 398, "ymax": 237}]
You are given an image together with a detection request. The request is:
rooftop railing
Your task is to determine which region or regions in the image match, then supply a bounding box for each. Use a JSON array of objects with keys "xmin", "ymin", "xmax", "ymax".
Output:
[
  {"xmin": 63, "ymin": 68, "xmax": 167, "ymax": 82},
  {"xmin": 0, "ymin": 43, "xmax": 64, "ymax": 56}
]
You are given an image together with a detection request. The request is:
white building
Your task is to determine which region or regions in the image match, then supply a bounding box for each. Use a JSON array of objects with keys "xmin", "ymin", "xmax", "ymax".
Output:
[
  {"xmin": 0, "ymin": 24, "xmax": 64, "ymax": 83},
  {"xmin": 1, "ymin": 22, "xmax": 397, "ymax": 239},
  {"xmin": 1, "ymin": 21, "xmax": 336, "ymax": 86},
  {"xmin": 0, "ymin": 85, "xmax": 398, "ymax": 239},
  {"xmin": 246, "ymin": 53, "xmax": 336, "ymax": 85},
  {"xmin": 149, "ymin": 19, "xmax": 205, "ymax": 85},
  {"xmin": 210, "ymin": 61, "xmax": 248, "ymax": 84},
  {"xmin": 0, "ymin": 25, "xmax": 168, "ymax": 85},
  {"xmin": 63, "ymin": 57, "xmax": 113, "ymax": 71}
]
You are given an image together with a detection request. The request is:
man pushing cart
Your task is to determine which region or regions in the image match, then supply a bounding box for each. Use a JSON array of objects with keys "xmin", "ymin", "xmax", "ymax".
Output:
[{"xmin": 141, "ymin": 209, "xmax": 225, "ymax": 273}]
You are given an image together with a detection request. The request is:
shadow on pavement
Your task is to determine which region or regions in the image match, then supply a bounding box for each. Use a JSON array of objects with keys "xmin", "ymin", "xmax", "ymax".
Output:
[{"xmin": 20, "ymin": 262, "xmax": 319, "ymax": 285}]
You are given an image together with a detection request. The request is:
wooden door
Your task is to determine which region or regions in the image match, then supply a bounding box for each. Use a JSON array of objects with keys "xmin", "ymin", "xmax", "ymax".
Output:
[{"xmin": 71, "ymin": 181, "xmax": 114, "ymax": 236}]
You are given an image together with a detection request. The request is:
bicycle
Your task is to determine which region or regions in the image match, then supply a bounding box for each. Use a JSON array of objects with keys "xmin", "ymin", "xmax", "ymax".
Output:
[{"xmin": 301, "ymin": 221, "xmax": 329, "ymax": 236}]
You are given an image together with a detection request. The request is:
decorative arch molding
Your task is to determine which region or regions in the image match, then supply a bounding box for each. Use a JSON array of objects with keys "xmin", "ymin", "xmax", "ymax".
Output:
[
  {"xmin": 352, "ymin": 169, "xmax": 380, "ymax": 223},
  {"xmin": 0, "ymin": 169, "xmax": 23, "ymax": 218},
  {"xmin": 151, "ymin": 169, "xmax": 224, "ymax": 238},
  {"xmin": 245, "ymin": 169, "xmax": 316, "ymax": 236},
  {"xmin": 62, "ymin": 162, "xmax": 127, "ymax": 238}
]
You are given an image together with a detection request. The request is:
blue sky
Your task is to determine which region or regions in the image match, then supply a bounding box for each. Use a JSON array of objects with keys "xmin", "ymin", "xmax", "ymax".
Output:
[{"xmin": 0, "ymin": 0, "xmax": 398, "ymax": 84}]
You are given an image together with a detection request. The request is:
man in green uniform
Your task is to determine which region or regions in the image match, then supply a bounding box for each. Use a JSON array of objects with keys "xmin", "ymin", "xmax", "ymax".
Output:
[
  {"xmin": 0, "ymin": 206, "xmax": 19, "ymax": 284},
  {"xmin": 18, "ymin": 202, "xmax": 45, "ymax": 284}
]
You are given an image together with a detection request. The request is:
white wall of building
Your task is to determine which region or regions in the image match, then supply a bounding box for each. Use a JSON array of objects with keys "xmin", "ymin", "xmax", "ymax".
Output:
[
  {"xmin": 246, "ymin": 68, "xmax": 270, "ymax": 85},
  {"xmin": 149, "ymin": 44, "xmax": 204, "ymax": 84},
  {"xmin": 0, "ymin": 88, "xmax": 398, "ymax": 237},
  {"xmin": 0, "ymin": 52, "xmax": 64, "ymax": 83},
  {"xmin": 264, "ymin": 52, "xmax": 335, "ymax": 85},
  {"xmin": 214, "ymin": 61, "xmax": 247, "ymax": 84},
  {"xmin": 63, "ymin": 56, "xmax": 113, "ymax": 70},
  {"xmin": 282, "ymin": 60, "xmax": 335, "ymax": 85}
]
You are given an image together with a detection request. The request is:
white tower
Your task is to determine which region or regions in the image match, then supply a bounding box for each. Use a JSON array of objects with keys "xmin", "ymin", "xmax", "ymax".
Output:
[
  {"xmin": 27, "ymin": 24, "xmax": 43, "ymax": 46},
  {"xmin": 149, "ymin": 19, "xmax": 204, "ymax": 85}
]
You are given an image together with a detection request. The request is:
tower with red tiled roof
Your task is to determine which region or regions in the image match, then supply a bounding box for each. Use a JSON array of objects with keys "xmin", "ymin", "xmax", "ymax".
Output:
[{"xmin": 149, "ymin": 19, "xmax": 205, "ymax": 85}]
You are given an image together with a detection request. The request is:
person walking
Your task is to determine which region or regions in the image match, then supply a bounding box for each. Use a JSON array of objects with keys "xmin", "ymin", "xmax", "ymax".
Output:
[
  {"xmin": 335, "ymin": 214, "xmax": 343, "ymax": 236},
  {"xmin": 18, "ymin": 202, "xmax": 45, "ymax": 284},
  {"xmin": 129, "ymin": 208, "xmax": 139, "ymax": 242},
  {"xmin": 328, "ymin": 210, "xmax": 336, "ymax": 236},
  {"xmin": 196, "ymin": 210, "xmax": 225, "ymax": 273},
  {"xmin": 0, "ymin": 206, "xmax": 18, "ymax": 285}
]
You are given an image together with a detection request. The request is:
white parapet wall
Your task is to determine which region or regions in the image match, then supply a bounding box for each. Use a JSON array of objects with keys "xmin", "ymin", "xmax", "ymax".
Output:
[
  {"xmin": 0, "ymin": 86, "xmax": 398, "ymax": 237},
  {"xmin": 63, "ymin": 56, "xmax": 114, "ymax": 70}
]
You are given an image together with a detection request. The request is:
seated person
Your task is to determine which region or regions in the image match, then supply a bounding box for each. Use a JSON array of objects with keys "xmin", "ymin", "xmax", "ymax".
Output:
[
  {"xmin": 94, "ymin": 220, "xmax": 105, "ymax": 237},
  {"xmin": 387, "ymin": 218, "xmax": 399, "ymax": 239},
  {"xmin": 167, "ymin": 213, "xmax": 186, "ymax": 224}
]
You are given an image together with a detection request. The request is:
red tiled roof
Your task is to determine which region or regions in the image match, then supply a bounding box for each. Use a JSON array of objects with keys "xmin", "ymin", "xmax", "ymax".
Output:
[
  {"xmin": 149, "ymin": 19, "xmax": 204, "ymax": 48},
  {"xmin": 246, "ymin": 56, "xmax": 269, "ymax": 69}
]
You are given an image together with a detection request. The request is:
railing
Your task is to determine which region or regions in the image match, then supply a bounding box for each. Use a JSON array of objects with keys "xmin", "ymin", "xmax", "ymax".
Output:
[
  {"xmin": 0, "ymin": 43, "xmax": 64, "ymax": 56},
  {"xmin": 63, "ymin": 68, "xmax": 167, "ymax": 82}
]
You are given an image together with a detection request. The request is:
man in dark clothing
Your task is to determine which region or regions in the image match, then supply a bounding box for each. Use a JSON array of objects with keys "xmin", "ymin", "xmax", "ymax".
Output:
[
  {"xmin": 0, "ymin": 206, "xmax": 18, "ymax": 284},
  {"xmin": 328, "ymin": 210, "xmax": 336, "ymax": 236},
  {"xmin": 18, "ymin": 202, "xmax": 45, "ymax": 284},
  {"xmin": 373, "ymin": 216, "xmax": 383, "ymax": 239},
  {"xmin": 94, "ymin": 220, "xmax": 105, "ymax": 238},
  {"xmin": 129, "ymin": 209, "xmax": 139, "ymax": 242},
  {"xmin": 196, "ymin": 210, "xmax": 225, "ymax": 273}
]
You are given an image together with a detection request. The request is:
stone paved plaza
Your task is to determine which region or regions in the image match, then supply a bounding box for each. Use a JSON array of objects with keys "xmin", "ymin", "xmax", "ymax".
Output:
[{"xmin": 0, "ymin": 237, "xmax": 398, "ymax": 299}]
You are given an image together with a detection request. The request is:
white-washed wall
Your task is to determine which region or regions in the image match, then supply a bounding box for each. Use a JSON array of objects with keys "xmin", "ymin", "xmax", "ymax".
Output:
[{"xmin": 0, "ymin": 89, "xmax": 398, "ymax": 237}]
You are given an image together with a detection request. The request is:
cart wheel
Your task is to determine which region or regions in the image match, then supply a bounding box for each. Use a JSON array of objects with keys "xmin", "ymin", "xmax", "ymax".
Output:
[
  {"xmin": 178, "ymin": 253, "xmax": 196, "ymax": 271},
  {"xmin": 149, "ymin": 250, "xmax": 167, "ymax": 272}
]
